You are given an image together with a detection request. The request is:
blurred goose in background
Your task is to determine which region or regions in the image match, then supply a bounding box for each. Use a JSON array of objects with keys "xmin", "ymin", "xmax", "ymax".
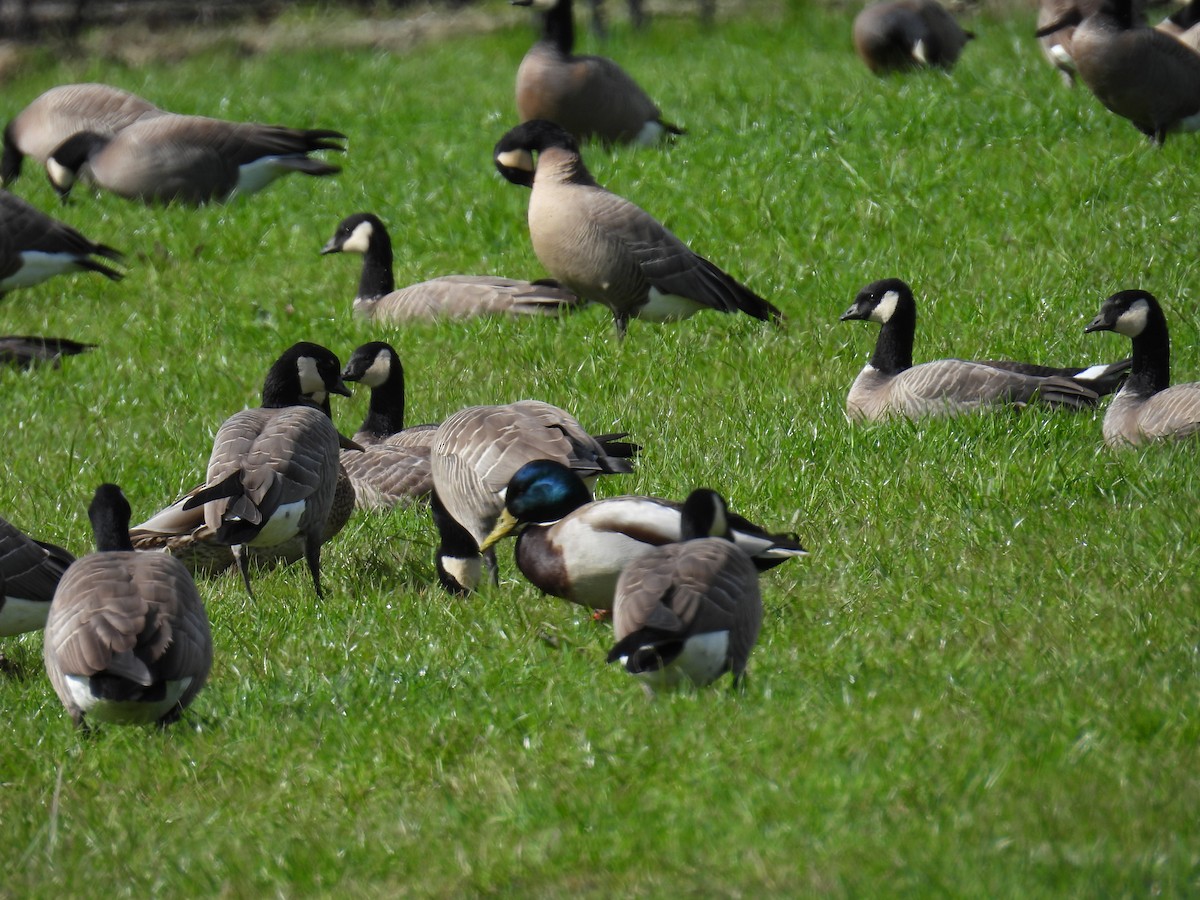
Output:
[
  {"xmin": 0, "ymin": 335, "xmax": 93, "ymax": 368},
  {"xmin": 607, "ymin": 488, "xmax": 763, "ymax": 693},
  {"xmin": 176, "ymin": 342, "xmax": 354, "ymax": 598},
  {"xmin": 430, "ymin": 402, "xmax": 637, "ymax": 593},
  {"xmin": 321, "ymin": 213, "xmax": 583, "ymax": 321},
  {"xmin": 1036, "ymin": 0, "xmax": 1200, "ymax": 142},
  {"xmin": 0, "ymin": 190, "xmax": 123, "ymax": 294},
  {"xmin": 480, "ymin": 460, "xmax": 806, "ymax": 611},
  {"xmin": 46, "ymin": 114, "xmax": 345, "ymax": 205},
  {"xmin": 43, "ymin": 484, "xmax": 211, "ymax": 729},
  {"xmin": 493, "ymin": 120, "xmax": 781, "ymax": 336},
  {"xmin": 839, "ymin": 278, "xmax": 1111, "ymax": 421},
  {"xmin": 338, "ymin": 341, "xmax": 438, "ymax": 509},
  {"xmin": 1085, "ymin": 289, "xmax": 1200, "ymax": 445},
  {"xmin": 1, "ymin": 513, "xmax": 74, "ymax": 667},
  {"xmin": 852, "ymin": 0, "xmax": 974, "ymax": 74},
  {"xmin": 1036, "ymin": 0, "xmax": 1110, "ymax": 84},
  {"xmin": 512, "ymin": 0, "xmax": 683, "ymax": 145},
  {"xmin": 2, "ymin": 83, "xmax": 163, "ymax": 186}
]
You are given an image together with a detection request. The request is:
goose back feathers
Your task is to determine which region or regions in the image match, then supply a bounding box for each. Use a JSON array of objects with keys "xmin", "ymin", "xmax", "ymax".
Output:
[
  {"xmin": 0, "ymin": 190, "xmax": 123, "ymax": 294},
  {"xmin": 493, "ymin": 120, "xmax": 781, "ymax": 335},
  {"xmin": 840, "ymin": 278, "xmax": 1104, "ymax": 421},
  {"xmin": 43, "ymin": 484, "xmax": 211, "ymax": 728},
  {"xmin": 1085, "ymin": 289, "xmax": 1200, "ymax": 445},
  {"xmin": 1, "ymin": 514, "xmax": 73, "ymax": 638}
]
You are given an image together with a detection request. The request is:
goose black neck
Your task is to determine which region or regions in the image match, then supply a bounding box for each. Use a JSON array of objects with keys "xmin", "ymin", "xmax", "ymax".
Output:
[
  {"xmin": 360, "ymin": 369, "xmax": 406, "ymax": 439},
  {"xmin": 1, "ymin": 123, "xmax": 21, "ymax": 184},
  {"xmin": 358, "ymin": 228, "xmax": 395, "ymax": 300},
  {"xmin": 1126, "ymin": 315, "xmax": 1172, "ymax": 396},
  {"xmin": 542, "ymin": 0, "xmax": 574, "ymax": 54},
  {"xmin": 869, "ymin": 306, "xmax": 916, "ymax": 374}
]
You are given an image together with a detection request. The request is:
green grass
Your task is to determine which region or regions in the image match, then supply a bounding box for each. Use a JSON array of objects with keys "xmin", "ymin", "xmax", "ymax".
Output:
[{"xmin": 3, "ymin": 0, "xmax": 1200, "ymax": 894}]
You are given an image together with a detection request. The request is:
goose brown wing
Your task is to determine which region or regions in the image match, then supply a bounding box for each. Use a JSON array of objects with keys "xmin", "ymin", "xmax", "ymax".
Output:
[
  {"xmin": 0, "ymin": 516, "xmax": 73, "ymax": 601},
  {"xmin": 46, "ymin": 555, "xmax": 150, "ymax": 677},
  {"xmin": 1140, "ymin": 383, "xmax": 1200, "ymax": 441}
]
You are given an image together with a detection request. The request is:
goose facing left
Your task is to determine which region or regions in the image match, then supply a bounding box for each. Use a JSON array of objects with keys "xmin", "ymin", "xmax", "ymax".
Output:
[
  {"xmin": 42, "ymin": 484, "xmax": 212, "ymax": 729},
  {"xmin": 840, "ymin": 278, "xmax": 1107, "ymax": 421},
  {"xmin": 180, "ymin": 342, "xmax": 353, "ymax": 598},
  {"xmin": 494, "ymin": 119, "xmax": 782, "ymax": 335},
  {"xmin": 321, "ymin": 212, "xmax": 583, "ymax": 321},
  {"xmin": 0, "ymin": 190, "xmax": 123, "ymax": 295},
  {"xmin": 46, "ymin": 114, "xmax": 346, "ymax": 205},
  {"xmin": 1, "ymin": 513, "xmax": 74, "ymax": 646},
  {"xmin": 2, "ymin": 83, "xmax": 163, "ymax": 186}
]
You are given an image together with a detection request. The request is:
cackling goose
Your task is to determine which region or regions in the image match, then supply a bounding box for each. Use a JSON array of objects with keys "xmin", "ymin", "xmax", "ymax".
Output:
[
  {"xmin": 512, "ymin": 0, "xmax": 683, "ymax": 145},
  {"xmin": 47, "ymin": 114, "xmax": 346, "ymax": 205},
  {"xmin": 0, "ymin": 335, "xmax": 93, "ymax": 368},
  {"xmin": 479, "ymin": 459, "xmax": 806, "ymax": 611},
  {"xmin": 607, "ymin": 488, "xmax": 763, "ymax": 692},
  {"xmin": 321, "ymin": 212, "xmax": 583, "ymax": 320},
  {"xmin": 840, "ymin": 278, "xmax": 1106, "ymax": 421},
  {"xmin": 0, "ymin": 189, "xmax": 123, "ymax": 294},
  {"xmin": 853, "ymin": 0, "xmax": 975, "ymax": 74},
  {"xmin": 1085, "ymin": 289, "xmax": 1200, "ymax": 445},
  {"xmin": 42, "ymin": 484, "xmax": 211, "ymax": 729},
  {"xmin": 1, "ymin": 514, "xmax": 73, "ymax": 652},
  {"xmin": 493, "ymin": 119, "xmax": 782, "ymax": 335}
]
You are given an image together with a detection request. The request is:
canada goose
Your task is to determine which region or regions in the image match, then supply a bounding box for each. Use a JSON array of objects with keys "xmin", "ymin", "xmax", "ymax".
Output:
[
  {"xmin": 321, "ymin": 213, "xmax": 583, "ymax": 321},
  {"xmin": 0, "ymin": 335, "xmax": 93, "ymax": 368},
  {"xmin": 1036, "ymin": 0, "xmax": 1200, "ymax": 142},
  {"xmin": 338, "ymin": 341, "xmax": 438, "ymax": 509},
  {"xmin": 493, "ymin": 120, "xmax": 782, "ymax": 336},
  {"xmin": 853, "ymin": 0, "xmax": 975, "ymax": 74},
  {"xmin": 840, "ymin": 278, "xmax": 1107, "ymax": 421},
  {"xmin": 1, "ymin": 514, "xmax": 73, "ymax": 649},
  {"xmin": 512, "ymin": 0, "xmax": 683, "ymax": 145},
  {"xmin": 0, "ymin": 190, "xmax": 123, "ymax": 294},
  {"xmin": 1036, "ymin": 0, "xmax": 1108, "ymax": 84},
  {"xmin": 1084, "ymin": 289, "xmax": 1200, "ymax": 445},
  {"xmin": 479, "ymin": 459, "xmax": 806, "ymax": 611},
  {"xmin": 430, "ymin": 401, "xmax": 638, "ymax": 592},
  {"xmin": 42, "ymin": 484, "xmax": 211, "ymax": 729},
  {"xmin": 46, "ymin": 114, "xmax": 346, "ymax": 205},
  {"xmin": 2, "ymin": 83, "xmax": 163, "ymax": 186},
  {"xmin": 607, "ymin": 488, "xmax": 763, "ymax": 692},
  {"xmin": 178, "ymin": 342, "xmax": 353, "ymax": 598}
]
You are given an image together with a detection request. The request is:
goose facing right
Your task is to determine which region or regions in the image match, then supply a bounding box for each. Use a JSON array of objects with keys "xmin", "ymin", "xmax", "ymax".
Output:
[
  {"xmin": 321, "ymin": 213, "xmax": 583, "ymax": 320},
  {"xmin": 852, "ymin": 0, "xmax": 975, "ymax": 75},
  {"xmin": 47, "ymin": 114, "xmax": 346, "ymax": 205},
  {"xmin": 2, "ymin": 83, "xmax": 163, "ymax": 186},
  {"xmin": 42, "ymin": 484, "xmax": 212, "ymax": 729},
  {"xmin": 493, "ymin": 119, "xmax": 782, "ymax": 336},
  {"xmin": 512, "ymin": 0, "xmax": 684, "ymax": 145},
  {"xmin": 1084, "ymin": 289, "xmax": 1200, "ymax": 446},
  {"xmin": 608, "ymin": 488, "xmax": 763, "ymax": 692},
  {"xmin": 840, "ymin": 278, "xmax": 1107, "ymax": 421},
  {"xmin": 0, "ymin": 190, "xmax": 123, "ymax": 295}
]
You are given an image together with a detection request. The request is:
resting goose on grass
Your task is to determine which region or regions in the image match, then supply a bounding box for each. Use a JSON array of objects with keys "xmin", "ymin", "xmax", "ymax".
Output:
[
  {"xmin": 479, "ymin": 459, "xmax": 806, "ymax": 611},
  {"xmin": 839, "ymin": 278, "xmax": 1112, "ymax": 421},
  {"xmin": 1084, "ymin": 289, "xmax": 1200, "ymax": 446}
]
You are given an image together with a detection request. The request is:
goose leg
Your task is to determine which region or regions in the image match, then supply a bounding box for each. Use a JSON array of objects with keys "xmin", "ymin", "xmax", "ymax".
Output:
[
  {"xmin": 305, "ymin": 532, "xmax": 325, "ymax": 599},
  {"xmin": 232, "ymin": 544, "xmax": 256, "ymax": 600}
]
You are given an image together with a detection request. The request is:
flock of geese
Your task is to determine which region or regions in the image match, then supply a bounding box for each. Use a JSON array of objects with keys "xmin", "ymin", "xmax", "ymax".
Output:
[{"xmin": 3, "ymin": 0, "xmax": 1200, "ymax": 729}]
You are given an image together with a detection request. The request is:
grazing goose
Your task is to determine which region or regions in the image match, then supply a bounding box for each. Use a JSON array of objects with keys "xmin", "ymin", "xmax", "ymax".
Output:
[
  {"xmin": 430, "ymin": 401, "xmax": 638, "ymax": 592},
  {"xmin": 0, "ymin": 335, "xmax": 93, "ymax": 368},
  {"xmin": 46, "ymin": 114, "xmax": 346, "ymax": 205},
  {"xmin": 43, "ymin": 484, "xmax": 211, "ymax": 729},
  {"xmin": 1036, "ymin": 0, "xmax": 1200, "ymax": 143},
  {"xmin": 321, "ymin": 213, "xmax": 583, "ymax": 321},
  {"xmin": 178, "ymin": 342, "xmax": 353, "ymax": 598},
  {"xmin": 607, "ymin": 488, "xmax": 763, "ymax": 692},
  {"xmin": 1, "ymin": 514, "xmax": 74, "ymax": 662},
  {"xmin": 479, "ymin": 460, "xmax": 806, "ymax": 611},
  {"xmin": 493, "ymin": 120, "xmax": 782, "ymax": 336},
  {"xmin": 840, "ymin": 278, "xmax": 1107, "ymax": 421},
  {"xmin": 0, "ymin": 190, "xmax": 123, "ymax": 294},
  {"xmin": 2, "ymin": 83, "xmax": 163, "ymax": 186},
  {"xmin": 1084, "ymin": 289, "xmax": 1200, "ymax": 445},
  {"xmin": 1036, "ymin": 0, "xmax": 1113, "ymax": 84},
  {"xmin": 512, "ymin": 0, "xmax": 683, "ymax": 145},
  {"xmin": 338, "ymin": 341, "xmax": 438, "ymax": 509},
  {"xmin": 852, "ymin": 0, "xmax": 975, "ymax": 74}
]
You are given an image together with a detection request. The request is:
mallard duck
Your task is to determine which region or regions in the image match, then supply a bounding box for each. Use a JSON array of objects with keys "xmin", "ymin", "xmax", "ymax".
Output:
[
  {"xmin": 607, "ymin": 488, "xmax": 763, "ymax": 692},
  {"xmin": 42, "ymin": 484, "xmax": 211, "ymax": 729},
  {"xmin": 480, "ymin": 459, "xmax": 806, "ymax": 610}
]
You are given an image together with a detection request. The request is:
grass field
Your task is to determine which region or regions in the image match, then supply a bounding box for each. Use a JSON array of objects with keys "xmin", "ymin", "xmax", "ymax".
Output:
[{"xmin": 2, "ymin": 0, "xmax": 1199, "ymax": 894}]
